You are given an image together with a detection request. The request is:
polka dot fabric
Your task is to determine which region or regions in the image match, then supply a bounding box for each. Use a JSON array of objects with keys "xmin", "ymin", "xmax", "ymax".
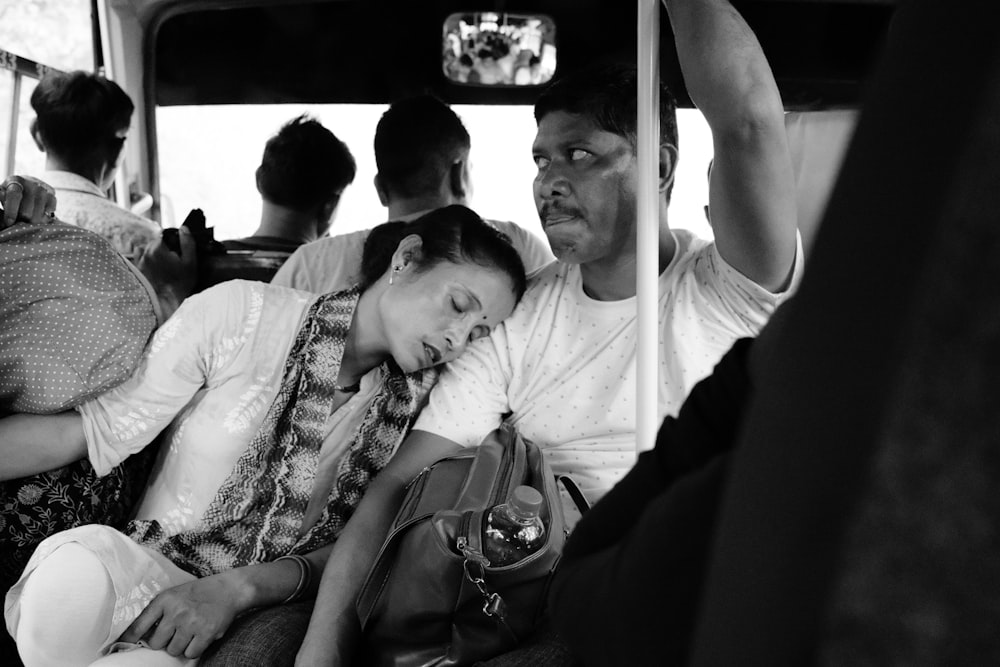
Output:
[
  {"xmin": 0, "ymin": 222, "xmax": 157, "ymax": 414},
  {"xmin": 415, "ymin": 229, "xmax": 804, "ymax": 506}
]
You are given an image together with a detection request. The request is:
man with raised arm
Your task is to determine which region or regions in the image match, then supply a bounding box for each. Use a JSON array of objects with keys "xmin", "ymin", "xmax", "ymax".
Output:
[{"xmin": 291, "ymin": 0, "xmax": 801, "ymax": 663}]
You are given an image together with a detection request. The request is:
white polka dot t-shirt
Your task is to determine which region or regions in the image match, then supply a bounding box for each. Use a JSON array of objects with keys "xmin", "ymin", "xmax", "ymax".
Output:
[{"xmin": 414, "ymin": 229, "xmax": 803, "ymax": 504}]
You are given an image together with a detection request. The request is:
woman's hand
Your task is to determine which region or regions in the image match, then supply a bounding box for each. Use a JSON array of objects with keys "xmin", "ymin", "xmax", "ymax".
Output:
[
  {"xmin": 119, "ymin": 573, "xmax": 244, "ymax": 659},
  {"xmin": 1, "ymin": 175, "xmax": 58, "ymax": 229}
]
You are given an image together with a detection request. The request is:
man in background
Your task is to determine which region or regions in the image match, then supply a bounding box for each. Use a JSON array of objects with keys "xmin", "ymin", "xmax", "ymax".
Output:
[
  {"xmin": 30, "ymin": 70, "xmax": 159, "ymax": 259},
  {"xmin": 223, "ymin": 114, "xmax": 356, "ymax": 253},
  {"xmin": 270, "ymin": 95, "xmax": 552, "ymax": 292}
]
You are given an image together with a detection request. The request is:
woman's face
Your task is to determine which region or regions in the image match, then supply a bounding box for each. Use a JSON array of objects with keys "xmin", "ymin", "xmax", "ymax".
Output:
[{"xmin": 381, "ymin": 259, "xmax": 518, "ymax": 373}]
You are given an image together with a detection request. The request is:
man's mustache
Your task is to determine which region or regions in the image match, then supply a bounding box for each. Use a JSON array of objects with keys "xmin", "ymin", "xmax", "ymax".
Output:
[{"xmin": 538, "ymin": 203, "xmax": 583, "ymax": 221}]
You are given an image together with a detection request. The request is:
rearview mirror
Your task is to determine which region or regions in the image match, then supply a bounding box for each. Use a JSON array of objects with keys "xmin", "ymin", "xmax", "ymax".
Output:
[{"xmin": 442, "ymin": 12, "xmax": 556, "ymax": 87}]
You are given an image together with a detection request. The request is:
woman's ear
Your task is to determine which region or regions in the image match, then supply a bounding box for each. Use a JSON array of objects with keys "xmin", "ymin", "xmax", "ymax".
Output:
[
  {"xmin": 390, "ymin": 233, "xmax": 424, "ymax": 272},
  {"xmin": 658, "ymin": 143, "xmax": 678, "ymax": 194}
]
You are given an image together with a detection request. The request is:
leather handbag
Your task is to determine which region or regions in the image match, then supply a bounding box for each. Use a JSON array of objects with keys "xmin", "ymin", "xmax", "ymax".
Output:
[{"xmin": 357, "ymin": 423, "xmax": 578, "ymax": 667}]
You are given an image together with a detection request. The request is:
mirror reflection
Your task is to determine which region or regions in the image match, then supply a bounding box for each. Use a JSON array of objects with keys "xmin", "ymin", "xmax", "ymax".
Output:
[{"xmin": 442, "ymin": 12, "xmax": 556, "ymax": 87}]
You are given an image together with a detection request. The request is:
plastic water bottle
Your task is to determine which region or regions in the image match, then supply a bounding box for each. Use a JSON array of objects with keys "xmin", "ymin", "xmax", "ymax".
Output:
[{"xmin": 483, "ymin": 485, "xmax": 546, "ymax": 567}]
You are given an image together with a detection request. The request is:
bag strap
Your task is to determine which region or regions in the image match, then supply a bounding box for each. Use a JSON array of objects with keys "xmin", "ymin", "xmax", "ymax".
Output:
[{"xmin": 557, "ymin": 475, "xmax": 590, "ymax": 514}]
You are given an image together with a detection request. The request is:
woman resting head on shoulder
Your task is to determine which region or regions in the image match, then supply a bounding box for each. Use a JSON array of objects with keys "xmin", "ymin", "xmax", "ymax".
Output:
[
  {"xmin": 1, "ymin": 204, "xmax": 525, "ymax": 667},
  {"xmin": 347, "ymin": 203, "xmax": 525, "ymax": 377}
]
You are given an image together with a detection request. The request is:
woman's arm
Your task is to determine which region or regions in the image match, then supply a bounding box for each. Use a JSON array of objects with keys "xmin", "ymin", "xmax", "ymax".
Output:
[
  {"xmin": 119, "ymin": 544, "xmax": 334, "ymax": 660},
  {"xmin": 0, "ymin": 412, "xmax": 86, "ymax": 480},
  {"xmin": 296, "ymin": 430, "xmax": 463, "ymax": 666}
]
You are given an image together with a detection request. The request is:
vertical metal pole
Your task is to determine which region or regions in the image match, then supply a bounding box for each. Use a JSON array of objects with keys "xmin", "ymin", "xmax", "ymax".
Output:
[
  {"xmin": 636, "ymin": 0, "xmax": 661, "ymax": 452},
  {"xmin": 90, "ymin": 0, "xmax": 106, "ymax": 73},
  {"xmin": 6, "ymin": 72, "xmax": 22, "ymax": 177}
]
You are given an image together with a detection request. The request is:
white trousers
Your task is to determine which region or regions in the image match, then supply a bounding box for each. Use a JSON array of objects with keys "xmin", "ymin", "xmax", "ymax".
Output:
[{"xmin": 8, "ymin": 528, "xmax": 197, "ymax": 667}]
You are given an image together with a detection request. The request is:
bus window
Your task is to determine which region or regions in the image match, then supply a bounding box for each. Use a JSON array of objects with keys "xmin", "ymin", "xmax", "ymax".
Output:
[
  {"xmin": 1, "ymin": 52, "xmax": 49, "ymax": 178},
  {"xmin": 0, "ymin": 0, "xmax": 94, "ymax": 72},
  {"xmin": 0, "ymin": 0, "xmax": 96, "ymax": 176},
  {"xmin": 155, "ymin": 103, "xmax": 712, "ymax": 244}
]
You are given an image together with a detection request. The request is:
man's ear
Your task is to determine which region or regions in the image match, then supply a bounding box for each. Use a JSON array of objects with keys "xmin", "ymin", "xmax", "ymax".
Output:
[
  {"xmin": 374, "ymin": 173, "xmax": 390, "ymax": 207},
  {"xmin": 321, "ymin": 195, "xmax": 341, "ymax": 219},
  {"xmin": 448, "ymin": 158, "xmax": 471, "ymax": 203},
  {"xmin": 30, "ymin": 120, "xmax": 45, "ymax": 152},
  {"xmin": 255, "ymin": 166, "xmax": 265, "ymax": 196},
  {"xmin": 316, "ymin": 196, "xmax": 341, "ymax": 237},
  {"xmin": 658, "ymin": 143, "xmax": 678, "ymax": 194}
]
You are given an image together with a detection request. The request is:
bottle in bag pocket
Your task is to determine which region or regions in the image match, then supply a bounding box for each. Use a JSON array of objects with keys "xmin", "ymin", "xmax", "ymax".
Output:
[{"xmin": 483, "ymin": 485, "xmax": 546, "ymax": 567}]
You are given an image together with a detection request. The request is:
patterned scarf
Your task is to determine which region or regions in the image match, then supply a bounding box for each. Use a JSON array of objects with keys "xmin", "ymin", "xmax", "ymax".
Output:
[{"xmin": 126, "ymin": 288, "xmax": 437, "ymax": 577}]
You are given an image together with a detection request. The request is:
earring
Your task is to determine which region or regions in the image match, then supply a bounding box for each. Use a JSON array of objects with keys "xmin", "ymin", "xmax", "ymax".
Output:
[{"xmin": 389, "ymin": 264, "xmax": 401, "ymax": 285}]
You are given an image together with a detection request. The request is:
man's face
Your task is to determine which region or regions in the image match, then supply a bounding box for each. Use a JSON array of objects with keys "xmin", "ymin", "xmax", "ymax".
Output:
[{"xmin": 531, "ymin": 111, "xmax": 637, "ymax": 265}]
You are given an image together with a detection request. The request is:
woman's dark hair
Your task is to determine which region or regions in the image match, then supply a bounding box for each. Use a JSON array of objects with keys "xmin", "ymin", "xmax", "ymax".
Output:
[
  {"xmin": 359, "ymin": 205, "xmax": 527, "ymax": 301},
  {"xmin": 29, "ymin": 71, "xmax": 134, "ymax": 172}
]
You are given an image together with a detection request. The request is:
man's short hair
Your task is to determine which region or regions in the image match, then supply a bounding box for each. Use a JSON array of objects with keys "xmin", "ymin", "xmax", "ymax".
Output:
[
  {"xmin": 30, "ymin": 70, "xmax": 134, "ymax": 162},
  {"xmin": 374, "ymin": 95, "xmax": 471, "ymax": 199},
  {"xmin": 257, "ymin": 114, "xmax": 356, "ymax": 210},
  {"xmin": 534, "ymin": 61, "xmax": 679, "ymax": 157}
]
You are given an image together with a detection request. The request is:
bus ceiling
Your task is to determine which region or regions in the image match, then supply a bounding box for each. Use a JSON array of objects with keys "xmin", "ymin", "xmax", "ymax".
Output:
[{"xmin": 138, "ymin": 0, "xmax": 897, "ymax": 110}]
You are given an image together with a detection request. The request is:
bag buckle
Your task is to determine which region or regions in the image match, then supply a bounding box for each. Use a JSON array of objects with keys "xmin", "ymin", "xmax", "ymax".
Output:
[
  {"xmin": 457, "ymin": 537, "xmax": 507, "ymax": 621},
  {"xmin": 483, "ymin": 592, "xmax": 506, "ymax": 618}
]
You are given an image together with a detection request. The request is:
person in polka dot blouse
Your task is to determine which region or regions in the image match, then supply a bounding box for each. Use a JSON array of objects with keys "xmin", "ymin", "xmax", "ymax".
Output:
[{"xmin": 298, "ymin": 0, "xmax": 803, "ymax": 662}]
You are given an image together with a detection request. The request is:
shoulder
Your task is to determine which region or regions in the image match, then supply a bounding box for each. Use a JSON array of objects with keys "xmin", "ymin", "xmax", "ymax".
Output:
[
  {"xmin": 501, "ymin": 261, "xmax": 575, "ymax": 328},
  {"xmin": 61, "ymin": 197, "xmax": 159, "ymax": 247},
  {"xmin": 659, "ymin": 229, "xmax": 714, "ymax": 280},
  {"xmin": 299, "ymin": 229, "xmax": 371, "ymax": 257},
  {"xmin": 487, "ymin": 219, "xmax": 531, "ymax": 238},
  {"xmin": 665, "ymin": 227, "xmax": 803, "ymax": 298},
  {"xmin": 277, "ymin": 228, "xmax": 372, "ymax": 292},
  {"xmin": 188, "ymin": 280, "xmax": 314, "ymax": 323},
  {"xmin": 485, "ymin": 219, "xmax": 554, "ymax": 273},
  {"xmin": 671, "ymin": 229, "xmax": 713, "ymax": 262}
]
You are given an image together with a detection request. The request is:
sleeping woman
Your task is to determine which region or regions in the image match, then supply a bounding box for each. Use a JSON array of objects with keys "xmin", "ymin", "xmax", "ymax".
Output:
[{"xmin": 0, "ymin": 204, "xmax": 526, "ymax": 667}]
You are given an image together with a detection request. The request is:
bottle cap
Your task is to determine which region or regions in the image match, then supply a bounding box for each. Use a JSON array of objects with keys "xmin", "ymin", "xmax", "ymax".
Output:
[{"xmin": 509, "ymin": 485, "xmax": 543, "ymax": 516}]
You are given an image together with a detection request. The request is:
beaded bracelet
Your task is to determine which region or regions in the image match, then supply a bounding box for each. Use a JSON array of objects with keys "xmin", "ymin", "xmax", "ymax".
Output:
[{"xmin": 276, "ymin": 554, "xmax": 312, "ymax": 604}]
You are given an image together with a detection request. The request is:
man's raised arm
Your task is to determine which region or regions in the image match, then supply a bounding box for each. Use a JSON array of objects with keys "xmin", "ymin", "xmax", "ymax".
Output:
[{"xmin": 665, "ymin": 0, "xmax": 798, "ymax": 291}]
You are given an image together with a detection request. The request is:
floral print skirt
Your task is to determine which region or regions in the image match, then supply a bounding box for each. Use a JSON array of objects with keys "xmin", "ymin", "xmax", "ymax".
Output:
[{"xmin": 0, "ymin": 443, "xmax": 159, "ymax": 595}]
